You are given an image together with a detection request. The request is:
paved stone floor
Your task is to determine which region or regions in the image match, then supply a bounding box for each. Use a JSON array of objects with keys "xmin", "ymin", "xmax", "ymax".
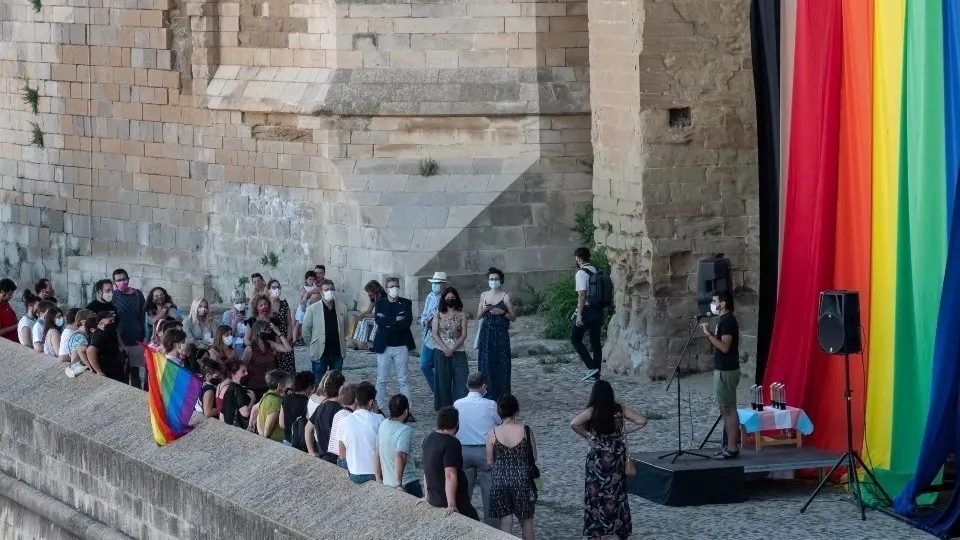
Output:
[
  {"xmin": 293, "ymin": 347, "xmax": 928, "ymax": 540},
  {"xmin": 12, "ymin": 295, "xmax": 927, "ymax": 539}
]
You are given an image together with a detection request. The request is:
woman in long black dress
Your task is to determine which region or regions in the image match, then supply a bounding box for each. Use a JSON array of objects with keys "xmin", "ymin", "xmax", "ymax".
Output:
[
  {"xmin": 570, "ymin": 380, "xmax": 647, "ymax": 539},
  {"xmin": 476, "ymin": 267, "xmax": 515, "ymax": 403}
]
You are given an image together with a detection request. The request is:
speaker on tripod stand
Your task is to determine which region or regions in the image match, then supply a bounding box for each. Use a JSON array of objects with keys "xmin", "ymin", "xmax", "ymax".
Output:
[{"xmin": 801, "ymin": 290, "xmax": 890, "ymax": 519}]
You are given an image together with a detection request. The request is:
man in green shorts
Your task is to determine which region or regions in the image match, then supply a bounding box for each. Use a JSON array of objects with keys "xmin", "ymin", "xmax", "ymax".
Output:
[{"xmin": 702, "ymin": 290, "xmax": 741, "ymax": 459}]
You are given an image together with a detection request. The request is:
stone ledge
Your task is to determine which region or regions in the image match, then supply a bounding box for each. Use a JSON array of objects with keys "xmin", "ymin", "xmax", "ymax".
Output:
[
  {"xmin": 0, "ymin": 341, "xmax": 508, "ymax": 540},
  {"xmin": 203, "ymin": 66, "xmax": 590, "ymax": 116}
]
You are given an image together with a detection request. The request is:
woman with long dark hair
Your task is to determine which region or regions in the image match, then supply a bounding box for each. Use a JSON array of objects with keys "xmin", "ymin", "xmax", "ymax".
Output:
[
  {"xmin": 354, "ymin": 280, "xmax": 387, "ymax": 351},
  {"xmin": 431, "ymin": 286, "xmax": 469, "ymax": 410},
  {"xmin": 476, "ymin": 267, "xmax": 516, "ymax": 402},
  {"xmin": 570, "ymin": 380, "xmax": 647, "ymax": 540},
  {"xmin": 41, "ymin": 306, "xmax": 64, "ymax": 357}
]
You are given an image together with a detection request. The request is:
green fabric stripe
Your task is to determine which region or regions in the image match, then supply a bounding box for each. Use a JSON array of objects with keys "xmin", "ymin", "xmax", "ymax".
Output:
[{"xmin": 881, "ymin": 0, "xmax": 948, "ymax": 500}]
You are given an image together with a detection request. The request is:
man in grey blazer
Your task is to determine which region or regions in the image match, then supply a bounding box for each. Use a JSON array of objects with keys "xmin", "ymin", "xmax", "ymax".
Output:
[{"xmin": 303, "ymin": 279, "xmax": 348, "ymax": 382}]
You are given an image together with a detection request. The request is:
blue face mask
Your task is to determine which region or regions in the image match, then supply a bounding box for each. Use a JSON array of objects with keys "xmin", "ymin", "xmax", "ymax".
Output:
[
  {"xmin": 489, "ymin": 280, "xmax": 501, "ymax": 290},
  {"xmin": 431, "ymin": 283, "xmax": 442, "ymax": 294}
]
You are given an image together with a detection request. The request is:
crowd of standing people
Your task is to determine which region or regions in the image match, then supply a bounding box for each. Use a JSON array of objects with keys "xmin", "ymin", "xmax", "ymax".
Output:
[{"xmin": 0, "ymin": 244, "xmax": 710, "ymax": 539}]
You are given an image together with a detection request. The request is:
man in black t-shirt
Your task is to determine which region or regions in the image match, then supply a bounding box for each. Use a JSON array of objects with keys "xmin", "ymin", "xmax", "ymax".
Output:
[
  {"xmin": 702, "ymin": 290, "xmax": 741, "ymax": 459},
  {"xmin": 85, "ymin": 279, "xmax": 117, "ymax": 314},
  {"xmin": 88, "ymin": 312, "xmax": 126, "ymax": 383},
  {"xmin": 422, "ymin": 407, "xmax": 479, "ymax": 520}
]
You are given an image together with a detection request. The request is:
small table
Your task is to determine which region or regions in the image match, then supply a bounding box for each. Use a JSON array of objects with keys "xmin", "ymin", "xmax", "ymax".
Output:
[{"xmin": 737, "ymin": 406, "xmax": 814, "ymax": 451}]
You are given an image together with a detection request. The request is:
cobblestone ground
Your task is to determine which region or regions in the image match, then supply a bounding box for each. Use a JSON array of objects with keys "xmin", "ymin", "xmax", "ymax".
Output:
[
  {"xmin": 14, "ymin": 295, "xmax": 925, "ymax": 539},
  {"xmin": 294, "ymin": 347, "xmax": 927, "ymax": 540}
]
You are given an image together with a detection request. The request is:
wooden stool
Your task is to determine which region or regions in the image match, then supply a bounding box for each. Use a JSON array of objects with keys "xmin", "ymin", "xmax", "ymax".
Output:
[{"xmin": 740, "ymin": 425, "xmax": 803, "ymax": 451}]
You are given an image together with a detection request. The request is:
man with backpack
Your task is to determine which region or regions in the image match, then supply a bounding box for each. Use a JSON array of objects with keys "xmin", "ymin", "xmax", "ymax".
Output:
[{"xmin": 572, "ymin": 247, "xmax": 611, "ymax": 382}]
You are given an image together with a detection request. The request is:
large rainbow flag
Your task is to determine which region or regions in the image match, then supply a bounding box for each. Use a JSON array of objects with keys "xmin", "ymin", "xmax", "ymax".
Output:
[
  {"xmin": 144, "ymin": 345, "xmax": 203, "ymax": 446},
  {"xmin": 753, "ymin": 0, "xmax": 960, "ymax": 533}
]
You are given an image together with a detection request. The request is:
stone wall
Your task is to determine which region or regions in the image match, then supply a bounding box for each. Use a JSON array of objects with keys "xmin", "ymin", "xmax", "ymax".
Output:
[
  {"xmin": 0, "ymin": 0, "xmax": 591, "ymax": 309},
  {"xmin": 0, "ymin": 340, "xmax": 506, "ymax": 539},
  {"xmin": 588, "ymin": 0, "xmax": 759, "ymax": 378}
]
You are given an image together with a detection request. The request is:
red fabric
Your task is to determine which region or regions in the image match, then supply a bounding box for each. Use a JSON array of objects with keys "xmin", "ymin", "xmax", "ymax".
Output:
[
  {"xmin": 815, "ymin": 0, "xmax": 873, "ymax": 453},
  {"xmin": 0, "ymin": 301, "xmax": 17, "ymax": 342},
  {"xmin": 763, "ymin": 0, "xmax": 843, "ymax": 448}
]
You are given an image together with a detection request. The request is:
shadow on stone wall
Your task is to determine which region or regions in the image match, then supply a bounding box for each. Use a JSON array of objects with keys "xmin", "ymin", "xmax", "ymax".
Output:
[{"xmin": 0, "ymin": 341, "xmax": 505, "ymax": 540}]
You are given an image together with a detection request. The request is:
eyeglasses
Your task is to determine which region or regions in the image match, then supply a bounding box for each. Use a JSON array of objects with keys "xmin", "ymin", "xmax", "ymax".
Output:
[{"xmin": 444, "ymin": 297, "xmax": 456, "ymax": 302}]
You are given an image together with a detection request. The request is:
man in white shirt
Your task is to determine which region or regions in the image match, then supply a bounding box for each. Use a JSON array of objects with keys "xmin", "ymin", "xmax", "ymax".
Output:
[
  {"xmin": 453, "ymin": 372, "xmax": 501, "ymax": 526},
  {"xmin": 573, "ymin": 246, "xmax": 603, "ymax": 381},
  {"xmin": 338, "ymin": 382, "xmax": 383, "ymax": 484}
]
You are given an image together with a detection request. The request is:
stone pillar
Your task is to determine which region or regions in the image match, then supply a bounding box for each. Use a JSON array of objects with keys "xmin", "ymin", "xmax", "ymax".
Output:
[{"xmin": 589, "ymin": 0, "xmax": 759, "ymax": 379}]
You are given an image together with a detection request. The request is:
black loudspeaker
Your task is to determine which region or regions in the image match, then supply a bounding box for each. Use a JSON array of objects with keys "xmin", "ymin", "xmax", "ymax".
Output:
[
  {"xmin": 698, "ymin": 255, "xmax": 732, "ymax": 317},
  {"xmin": 817, "ymin": 291, "xmax": 861, "ymax": 354}
]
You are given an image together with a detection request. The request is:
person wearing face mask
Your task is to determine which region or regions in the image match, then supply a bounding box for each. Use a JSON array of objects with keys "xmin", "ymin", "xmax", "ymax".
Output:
[
  {"xmin": 110, "ymin": 269, "xmax": 147, "ymax": 389},
  {"xmin": 32, "ymin": 300, "xmax": 55, "ymax": 353},
  {"xmin": 85, "ymin": 279, "xmax": 117, "ymax": 315},
  {"xmin": 241, "ymin": 319, "xmax": 293, "ymax": 401},
  {"xmin": 701, "ymin": 290, "xmax": 741, "ymax": 460},
  {"xmin": 419, "ymin": 271, "xmax": 449, "ymax": 394},
  {"xmin": 221, "ymin": 289, "xmax": 249, "ymax": 355},
  {"xmin": 144, "ymin": 287, "xmax": 183, "ymax": 344},
  {"xmin": 372, "ymin": 277, "xmax": 416, "ymax": 420},
  {"xmin": 294, "ymin": 271, "xmax": 319, "ymax": 345},
  {"xmin": 86, "ymin": 311, "xmax": 126, "ymax": 382},
  {"xmin": 264, "ymin": 280, "xmax": 296, "ymax": 375},
  {"xmin": 184, "ymin": 297, "xmax": 216, "ymax": 350},
  {"xmin": 302, "ymin": 279, "xmax": 348, "ymax": 382},
  {"xmin": 41, "ymin": 306, "xmax": 64, "ymax": 357},
  {"xmin": 209, "ymin": 324, "xmax": 240, "ymax": 364},
  {"xmin": 476, "ymin": 267, "xmax": 516, "ymax": 403},
  {"xmin": 431, "ymin": 286, "xmax": 469, "ymax": 411}
]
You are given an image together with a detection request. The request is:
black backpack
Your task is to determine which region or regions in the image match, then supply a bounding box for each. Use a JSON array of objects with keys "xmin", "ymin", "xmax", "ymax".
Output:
[
  {"xmin": 289, "ymin": 415, "xmax": 309, "ymax": 452},
  {"xmin": 582, "ymin": 267, "xmax": 613, "ymax": 308}
]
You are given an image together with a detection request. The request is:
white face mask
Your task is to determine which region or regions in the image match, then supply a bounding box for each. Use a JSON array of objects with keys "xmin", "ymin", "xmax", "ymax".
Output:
[
  {"xmin": 223, "ymin": 336, "xmax": 233, "ymax": 346},
  {"xmin": 710, "ymin": 302, "xmax": 720, "ymax": 316},
  {"xmin": 102, "ymin": 292, "xmax": 113, "ymax": 302},
  {"xmin": 387, "ymin": 286, "xmax": 400, "ymax": 299},
  {"xmin": 269, "ymin": 288, "xmax": 281, "ymax": 299},
  {"xmin": 234, "ymin": 303, "xmax": 246, "ymax": 312},
  {"xmin": 55, "ymin": 316, "xmax": 64, "ymax": 327},
  {"xmin": 304, "ymin": 285, "xmax": 315, "ymax": 292},
  {"xmin": 489, "ymin": 280, "xmax": 501, "ymax": 290},
  {"xmin": 197, "ymin": 307, "xmax": 208, "ymax": 316},
  {"xmin": 323, "ymin": 290, "xmax": 335, "ymax": 301}
]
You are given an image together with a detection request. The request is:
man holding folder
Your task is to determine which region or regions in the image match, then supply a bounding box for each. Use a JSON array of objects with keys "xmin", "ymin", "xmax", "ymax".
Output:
[{"xmin": 373, "ymin": 277, "xmax": 417, "ymax": 421}]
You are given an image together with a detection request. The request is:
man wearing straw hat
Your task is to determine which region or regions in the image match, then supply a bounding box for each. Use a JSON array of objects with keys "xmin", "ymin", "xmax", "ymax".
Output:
[{"xmin": 420, "ymin": 271, "xmax": 450, "ymax": 394}]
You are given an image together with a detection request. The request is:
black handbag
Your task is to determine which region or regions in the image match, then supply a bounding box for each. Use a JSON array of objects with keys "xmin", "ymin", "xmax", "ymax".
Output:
[{"xmin": 524, "ymin": 425, "xmax": 541, "ymax": 490}]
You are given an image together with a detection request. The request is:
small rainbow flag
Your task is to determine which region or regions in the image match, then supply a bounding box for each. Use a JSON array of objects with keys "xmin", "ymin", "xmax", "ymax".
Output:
[{"xmin": 144, "ymin": 345, "xmax": 203, "ymax": 446}]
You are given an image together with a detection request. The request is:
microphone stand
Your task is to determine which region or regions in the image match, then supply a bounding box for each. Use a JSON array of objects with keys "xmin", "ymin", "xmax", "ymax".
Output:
[{"xmin": 659, "ymin": 315, "xmax": 711, "ymax": 464}]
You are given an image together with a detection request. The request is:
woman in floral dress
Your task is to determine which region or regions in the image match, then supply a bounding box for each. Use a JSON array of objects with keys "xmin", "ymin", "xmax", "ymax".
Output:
[
  {"xmin": 261, "ymin": 280, "xmax": 296, "ymax": 375},
  {"xmin": 570, "ymin": 380, "xmax": 648, "ymax": 539},
  {"xmin": 476, "ymin": 267, "xmax": 515, "ymax": 403}
]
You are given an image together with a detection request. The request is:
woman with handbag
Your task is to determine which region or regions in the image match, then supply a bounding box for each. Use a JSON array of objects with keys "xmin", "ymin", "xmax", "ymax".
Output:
[
  {"xmin": 570, "ymin": 380, "xmax": 647, "ymax": 540},
  {"xmin": 486, "ymin": 394, "xmax": 537, "ymax": 540}
]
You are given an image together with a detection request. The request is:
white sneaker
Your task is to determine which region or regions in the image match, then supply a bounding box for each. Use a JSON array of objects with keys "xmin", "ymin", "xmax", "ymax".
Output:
[
  {"xmin": 581, "ymin": 369, "xmax": 599, "ymax": 381},
  {"xmin": 65, "ymin": 363, "xmax": 88, "ymax": 378}
]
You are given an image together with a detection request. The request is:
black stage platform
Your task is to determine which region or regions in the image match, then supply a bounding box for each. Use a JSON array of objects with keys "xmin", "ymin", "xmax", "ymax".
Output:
[{"xmin": 627, "ymin": 445, "xmax": 840, "ymax": 506}]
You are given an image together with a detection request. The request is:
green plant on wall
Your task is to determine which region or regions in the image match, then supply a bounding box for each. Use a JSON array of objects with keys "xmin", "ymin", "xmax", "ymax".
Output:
[
  {"xmin": 537, "ymin": 204, "xmax": 613, "ymax": 340},
  {"xmin": 260, "ymin": 251, "xmax": 279, "ymax": 268},
  {"xmin": 237, "ymin": 275, "xmax": 250, "ymax": 289},
  {"xmin": 28, "ymin": 122, "xmax": 44, "ymax": 148},
  {"xmin": 22, "ymin": 83, "xmax": 39, "ymax": 114},
  {"xmin": 28, "ymin": 0, "xmax": 42, "ymax": 13},
  {"xmin": 419, "ymin": 157, "xmax": 438, "ymax": 177}
]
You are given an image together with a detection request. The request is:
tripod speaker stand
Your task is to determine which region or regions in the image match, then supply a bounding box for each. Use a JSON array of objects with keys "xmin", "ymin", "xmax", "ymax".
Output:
[
  {"xmin": 799, "ymin": 352, "xmax": 890, "ymax": 518},
  {"xmin": 803, "ymin": 291, "xmax": 890, "ymax": 518},
  {"xmin": 659, "ymin": 316, "xmax": 711, "ymax": 464}
]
